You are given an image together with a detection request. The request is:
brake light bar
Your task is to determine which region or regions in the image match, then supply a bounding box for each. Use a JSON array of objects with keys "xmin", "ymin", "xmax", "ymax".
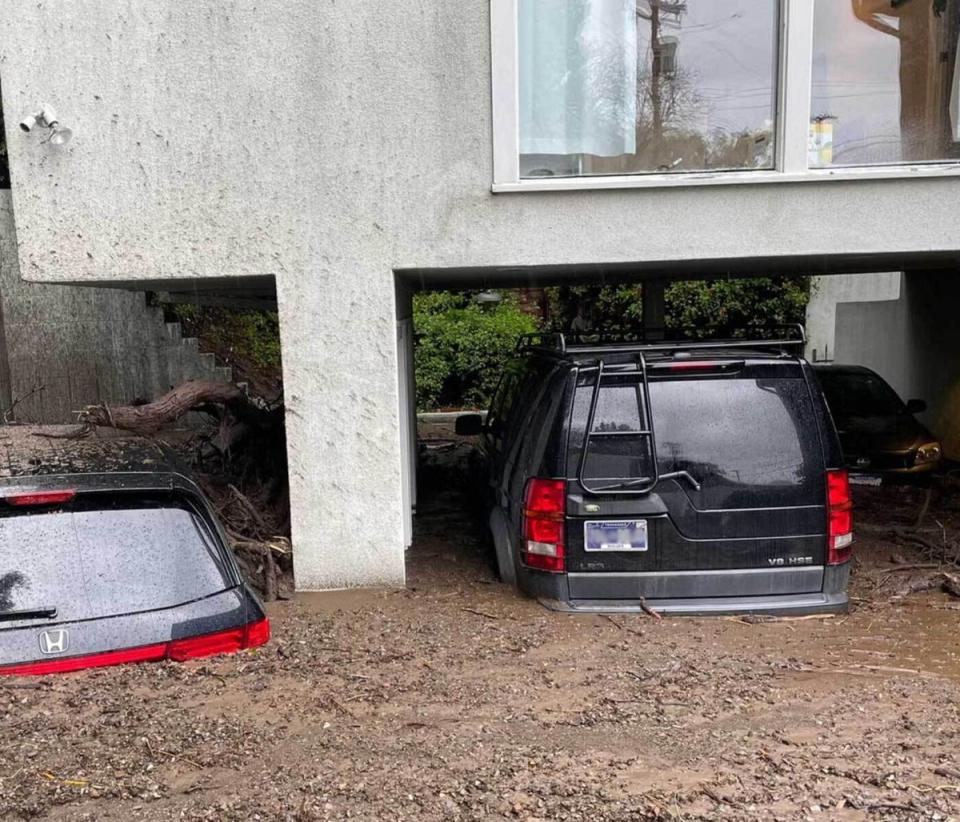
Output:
[
  {"xmin": 826, "ymin": 469, "xmax": 853, "ymax": 565},
  {"xmin": 6, "ymin": 490, "xmax": 76, "ymax": 507},
  {"xmin": 0, "ymin": 618, "xmax": 270, "ymax": 677},
  {"xmin": 659, "ymin": 361, "xmax": 719, "ymax": 371},
  {"xmin": 650, "ymin": 360, "xmax": 743, "ymax": 375},
  {"xmin": 522, "ymin": 478, "xmax": 566, "ymax": 573}
]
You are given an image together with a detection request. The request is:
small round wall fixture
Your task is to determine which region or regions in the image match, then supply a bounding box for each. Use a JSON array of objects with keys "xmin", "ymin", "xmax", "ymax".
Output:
[
  {"xmin": 20, "ymin": 105, "xmax": 72, "ymax": 146},
  {"xmin": 476, "ymin": 290, "xmax": 503, "ymax": 306}
]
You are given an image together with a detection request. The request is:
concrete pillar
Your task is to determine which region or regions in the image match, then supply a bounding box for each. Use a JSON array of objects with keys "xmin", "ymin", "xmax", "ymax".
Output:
[
  {"xmin": 278, "ymin": 262, "xmax": 407, "ymax": 591},
  {"xmin": 395, "ymin": 281, "xmax": 416, "ymax": 548}
]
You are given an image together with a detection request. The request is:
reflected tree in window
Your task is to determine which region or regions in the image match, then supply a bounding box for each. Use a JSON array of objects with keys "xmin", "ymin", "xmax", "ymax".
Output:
[
  {"xmin": 811, "ymin": 0, "xmax": 960, "ymax": 166},
  {"xmin": 519, "ymin": 0, "xmax": 780, "ymax": 178}
]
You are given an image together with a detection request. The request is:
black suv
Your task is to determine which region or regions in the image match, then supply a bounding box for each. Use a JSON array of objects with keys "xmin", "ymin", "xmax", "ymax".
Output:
[{"xmin": 458, "ymin": 328, "xmax": 852, "ymax": 616}]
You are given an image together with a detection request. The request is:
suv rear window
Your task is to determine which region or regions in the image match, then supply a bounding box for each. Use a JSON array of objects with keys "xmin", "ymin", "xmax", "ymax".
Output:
[
  {"xmin": 0, "ymin": 494, "xmax": 233, "ymax": 625},
  {"xmin": 571, "ymin": 373, "xmax": 823, "ymax": 506}
]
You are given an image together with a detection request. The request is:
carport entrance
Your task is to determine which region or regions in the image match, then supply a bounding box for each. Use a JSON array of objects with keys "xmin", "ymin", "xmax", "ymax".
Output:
[{"xmin": 396, "ymin": 261, "xmax": 960, "ymax": 595}]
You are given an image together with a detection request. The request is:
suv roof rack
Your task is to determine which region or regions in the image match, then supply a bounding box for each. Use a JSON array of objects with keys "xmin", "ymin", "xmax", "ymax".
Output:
[{"xmin": 517, "ymin": 324, "xmax": 806, "ymax": 358}]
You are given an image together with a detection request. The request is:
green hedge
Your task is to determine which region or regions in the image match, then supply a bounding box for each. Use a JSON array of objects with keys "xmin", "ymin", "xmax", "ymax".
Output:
[
  {"xmin": 413, "ymin": 292, "xmax": 538, "ymax": 411},
  {"xmin": 414, "ymin": 278, "xmax": 811, "ymax": 412},
  {"xmin": 665, "ymin": 277, "xmax": 811, "ymax": 333}
]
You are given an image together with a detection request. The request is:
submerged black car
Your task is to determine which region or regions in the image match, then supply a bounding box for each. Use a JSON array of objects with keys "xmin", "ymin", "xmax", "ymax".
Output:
[
  {"xmin": 813, "ymin": 364, "xmax": 942, "ymax": 476},
  {"xmin": 0, "ymin": 430, "xmax": 268, "ymax": 675},
  {"xmin": 457, "ymin": 328, "xmax": 852, "ymax": 616}
]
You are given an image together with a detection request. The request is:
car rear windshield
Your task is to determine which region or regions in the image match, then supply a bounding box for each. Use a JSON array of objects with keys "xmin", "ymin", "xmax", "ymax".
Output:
[
  {"xmin": 0, "ymin": 493, "xmax": 234, "ymax": 626},
  {"xmin": 816, "ymin": 370, "xmax": 905, "ymax": 419},
  {"xmin": 570, "ymin": 372, "xmax": 824, "ymax": 506}
]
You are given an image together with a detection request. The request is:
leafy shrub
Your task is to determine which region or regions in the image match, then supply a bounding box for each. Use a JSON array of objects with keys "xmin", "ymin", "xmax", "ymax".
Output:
[
  {"xmin": 414, "ymin": 292, "xmax": 538, "ymax": 411},
  {"xmin": 172, "ymin": 305, "xmax": 282, "ymax": 370},
  {"xmin": 543, "ymin": 285, "xmax": 644, "ymax": 333},
  {"xmin": 413, "ymin": 278, "xmax": 811, "ymax": 411},
  {"xmin": 665, "ymin": 276, "xmax": 811, "ymax": 333},
  {"xmin": 544, "ymin": 277, "xmax": 811, "ymax": 336}
]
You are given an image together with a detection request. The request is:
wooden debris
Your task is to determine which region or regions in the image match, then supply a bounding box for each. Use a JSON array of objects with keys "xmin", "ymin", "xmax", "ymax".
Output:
[
  {"xmin": 461, "ymin": 607, "xmax": 499, "ymax": 620},
  {"xmin": 639, "ymin": 597, "xmax": 662, "ymax": 621},
  {"xmin": 79, "ymin": 381, "xmax": 244, "ymax": 436},
  {"xmin": 942, "ymin": 572, "xmax": 960, "ymax": 598}
]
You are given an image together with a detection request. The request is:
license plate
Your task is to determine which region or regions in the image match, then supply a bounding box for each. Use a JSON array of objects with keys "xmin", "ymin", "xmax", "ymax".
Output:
[{"xmin": 584, "ymin": 520, "xmax": 648, "ymax": 552}]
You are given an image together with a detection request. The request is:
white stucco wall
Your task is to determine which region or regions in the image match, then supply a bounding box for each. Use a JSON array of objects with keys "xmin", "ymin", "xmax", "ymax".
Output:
[
  {"xmin": 832, "ymin": 272, "xmax": 960, "ymax": 460},
  {"xmin": 0, "ymin": 190, "xmax": 231, "ymax": 422},
  {"xmin": 805, "ymin": 272, "xmax": 902, "ymax": 363},
  {"xmin": 3, "ymin": 2, "xmax": 960, "ymax": 589}
]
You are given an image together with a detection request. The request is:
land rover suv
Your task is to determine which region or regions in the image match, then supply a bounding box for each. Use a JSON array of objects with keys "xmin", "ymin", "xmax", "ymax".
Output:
[{"xmin": 457, "ymin": 328, "xmax": 852, "ymax": 615}]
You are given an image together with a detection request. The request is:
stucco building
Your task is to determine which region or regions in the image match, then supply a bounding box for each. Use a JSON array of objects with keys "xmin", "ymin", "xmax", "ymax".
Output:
[{"xmin": 2, "ymin": 0, "xmax": 959, "ymax": 591}]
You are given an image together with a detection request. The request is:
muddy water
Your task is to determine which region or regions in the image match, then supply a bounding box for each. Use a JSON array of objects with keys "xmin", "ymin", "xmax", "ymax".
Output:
[
  {"xmin": 831, "ymin": 598, "xmax": 960, "ymax": 680},
  {"xmin": 284, "ymin": 588, "xmax": 397, "ymax": 615}
]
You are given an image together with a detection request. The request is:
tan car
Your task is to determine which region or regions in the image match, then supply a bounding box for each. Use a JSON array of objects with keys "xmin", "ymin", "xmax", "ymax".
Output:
[{"xmin": 813, "ymin": 365, "xmax": 942, "ymax": 477}]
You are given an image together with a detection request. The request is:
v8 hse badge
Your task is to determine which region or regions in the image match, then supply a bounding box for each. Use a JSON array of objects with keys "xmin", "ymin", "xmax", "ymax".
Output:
[{"xmin": 768, "ymin": 556, "xmax": 813, "ymax": 566}]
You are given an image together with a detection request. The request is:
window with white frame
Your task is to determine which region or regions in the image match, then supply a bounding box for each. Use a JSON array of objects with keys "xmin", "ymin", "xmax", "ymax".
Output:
[{"xmin": 491, "ymin": 0, "xmax": 960, "ymax": 188}]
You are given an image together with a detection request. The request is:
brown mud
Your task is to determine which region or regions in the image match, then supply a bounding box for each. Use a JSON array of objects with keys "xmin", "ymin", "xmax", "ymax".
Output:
[{"xmin": 1, "ymin": 460, "xmax": 959, "ymax": 821}]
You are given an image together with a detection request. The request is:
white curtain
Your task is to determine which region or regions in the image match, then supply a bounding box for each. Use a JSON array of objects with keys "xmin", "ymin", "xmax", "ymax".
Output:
[{"xmin": 519, "ymin": 0, "xmax": 638, "ymax": 157}]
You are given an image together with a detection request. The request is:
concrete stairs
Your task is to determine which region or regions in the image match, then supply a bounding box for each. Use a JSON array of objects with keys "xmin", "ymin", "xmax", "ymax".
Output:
[
  {"xmin": 160, "ymin": 316, "xmax": 234, "ymax": 387},
  {"xmin": 108, "ymin": 294, "xmax": 234, "ymax": 406}
]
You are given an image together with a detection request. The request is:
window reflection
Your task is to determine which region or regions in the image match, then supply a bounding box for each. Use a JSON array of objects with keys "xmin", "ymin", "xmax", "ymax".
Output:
[
  {"xmin": 518, "ymin": 0, "xmax": 780, "ymax": 178},
  {"xmin": 811, "ymin": 0, "xmax": 960, "ymax": 167}
]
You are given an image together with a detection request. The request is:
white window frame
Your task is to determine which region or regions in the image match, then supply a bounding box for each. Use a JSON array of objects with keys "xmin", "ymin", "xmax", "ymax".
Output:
[{"xmin": 490, "ymin": 0, "xmax": 960, "ymax": 192}]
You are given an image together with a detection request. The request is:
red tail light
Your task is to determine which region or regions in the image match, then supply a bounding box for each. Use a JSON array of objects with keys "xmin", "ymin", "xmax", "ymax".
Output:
[
  {"xmin": 168, "ymin": 627, "xmax": 246, "ymax": 661},
  {"xmin": 0, "ymin": 643, "xmax": 168, "ymax": 676},
  {"xmin": 0, "ymin": 618, "xmax": 270, "ymax": 676},
  {"xmin": 243, "ymin": 617, "xmax": 271, "ymax": 648},
  {"xmin": 6, "ymin": 490, "xmax": 76, "ymax": 507},
  {"xmin": 826, "ymin": 469, "xmax": 853, "ymax": 565},
  {"xmin": 522, "ymin": 478, "xmax": 566, "ymax": 573}
]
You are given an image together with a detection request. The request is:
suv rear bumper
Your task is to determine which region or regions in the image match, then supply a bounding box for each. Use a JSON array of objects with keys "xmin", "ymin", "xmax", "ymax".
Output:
[
  {"xmin": 520, "ymin": 563, "xmax": 850, "ymax": 617},
  {"xmin": 541, "ymin": 591, "xmax": 848, "ymax": 616}
]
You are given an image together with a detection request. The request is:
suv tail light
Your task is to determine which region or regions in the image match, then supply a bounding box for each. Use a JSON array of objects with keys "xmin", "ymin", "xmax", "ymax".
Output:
[
  {"xmin": 0, "ymin": 618, "xmax": 270, "ymax": 676},
  {"xmin": 522, "ymin": 478, "xmax": 566, "ymax": 573},
  {"xmin": 826, "ymin": 469, "xmax": 853, "ymax": 565}
]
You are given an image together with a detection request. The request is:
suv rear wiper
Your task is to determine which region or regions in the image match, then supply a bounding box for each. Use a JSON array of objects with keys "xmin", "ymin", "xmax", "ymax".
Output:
[
  {"xmin": 0, "ymin": 606, "xmax": 57, "ymax": 622},
  {"xmin": 591, "ymin": 470, "xmax": 702, "ymax": 493}
]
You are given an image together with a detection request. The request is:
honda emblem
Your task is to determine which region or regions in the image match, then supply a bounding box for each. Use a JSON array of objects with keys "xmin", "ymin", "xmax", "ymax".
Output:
[{"xmin": 38, "ymin": 629, "xmax": 69, "ymax": 655}]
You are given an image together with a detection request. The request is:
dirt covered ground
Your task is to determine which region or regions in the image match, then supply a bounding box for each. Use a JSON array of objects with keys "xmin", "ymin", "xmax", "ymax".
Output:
[{"xmin": 1, "ymin": 451, "xmax": 960, "ymax": 821}]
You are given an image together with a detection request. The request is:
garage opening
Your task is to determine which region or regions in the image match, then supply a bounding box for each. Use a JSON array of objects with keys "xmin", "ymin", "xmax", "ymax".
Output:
[
  {"xmin": 2, "ymin": 275, "xmax": 293, "ymax": 604},
  {"xmin": 402, "ymin": 274, "xmax": 814, "ymax": 585},
  {"xmin": 399, "ymin": 267, "xmax": 960, "ymax": 616}
]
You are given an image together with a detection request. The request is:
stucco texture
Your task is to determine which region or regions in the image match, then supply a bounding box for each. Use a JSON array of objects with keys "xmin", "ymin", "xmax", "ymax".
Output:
[
  {"xmin": 0, "ymin": 190, "xmax": 229, "ymax": 422},
  {"xmin": 3, "ymin": 1, "xmax": 960, "ymax": 589}
]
